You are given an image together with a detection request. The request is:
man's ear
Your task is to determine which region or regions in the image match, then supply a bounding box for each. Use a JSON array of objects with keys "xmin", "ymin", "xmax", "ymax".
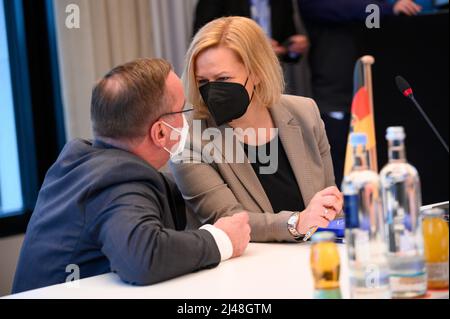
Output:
[{"xmin": 149, "ymin": 121, "xmax": 167, "ymax": 149}]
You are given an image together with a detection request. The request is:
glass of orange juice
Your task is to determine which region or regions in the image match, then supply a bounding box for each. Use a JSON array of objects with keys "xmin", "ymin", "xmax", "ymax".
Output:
[{"xmin": 422, "ymin": 208, "xmax": 449, "ymax": 290}]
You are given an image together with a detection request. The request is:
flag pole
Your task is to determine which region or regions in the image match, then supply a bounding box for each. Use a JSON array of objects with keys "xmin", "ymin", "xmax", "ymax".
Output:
[
  {"xmin": 361, "ymin": 56, "xmax": 375, "ymax": 115},
  {"xmin": 361, "ymin": 55, "xmax": 378, "ymax": 172}
]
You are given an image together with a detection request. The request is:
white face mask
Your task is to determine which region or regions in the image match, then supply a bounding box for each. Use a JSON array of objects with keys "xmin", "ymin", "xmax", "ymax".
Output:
[{"xmin": 161, "ymin": 114, "xmax": 189, "ymax": 160}]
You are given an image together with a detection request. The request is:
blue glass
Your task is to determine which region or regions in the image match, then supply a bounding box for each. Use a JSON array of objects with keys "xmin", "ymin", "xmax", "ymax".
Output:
[
  {"xmin": 316, "ymin": 218, "xmax": 346, "ymax": 239},
  {"xmin": 344, "ymin": 194, "xmax": 360, "ymax": 229}
]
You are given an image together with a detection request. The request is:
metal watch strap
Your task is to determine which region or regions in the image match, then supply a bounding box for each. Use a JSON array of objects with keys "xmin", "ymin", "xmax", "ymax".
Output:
[{"xmin": 287, "ymin": 212, "xmax": 303, "ymax": 239}]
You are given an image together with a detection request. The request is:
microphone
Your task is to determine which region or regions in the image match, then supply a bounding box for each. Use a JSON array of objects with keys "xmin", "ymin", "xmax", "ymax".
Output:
[{"xmin": 395, "ymin": 76, "xmax": 449, "ymax": 154}]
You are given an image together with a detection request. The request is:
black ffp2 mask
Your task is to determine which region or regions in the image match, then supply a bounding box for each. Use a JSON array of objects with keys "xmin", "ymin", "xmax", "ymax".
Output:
[{"xmin": 199, "ymin": 78, "xmax": 253, "ymax": 126}]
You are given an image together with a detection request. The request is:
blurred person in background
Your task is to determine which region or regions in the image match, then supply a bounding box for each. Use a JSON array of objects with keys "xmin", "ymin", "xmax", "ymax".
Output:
[
  {"xmin": 194, "ymin": 0, "xmax": 310, "ymax": 64},
  {"xmin": 298, "ymin": 0, "xmax": 422, "ymax": 186}
]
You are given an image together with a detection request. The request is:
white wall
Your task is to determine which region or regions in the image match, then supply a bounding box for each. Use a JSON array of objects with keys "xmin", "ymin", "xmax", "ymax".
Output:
[
  {"xmin": 53, "ymin": 0, "xmax": 156, "ymax": 140},
  {"xmin": 0, "ymin": 235, "xmax": 24, "ymax": 296},
  {"xmin": 53, "ymin": 0, "xmax": 199, "ymax": 141},
  {"xmin": 149, "ymin": 0, "xmax": 198, "ymax": 75}
]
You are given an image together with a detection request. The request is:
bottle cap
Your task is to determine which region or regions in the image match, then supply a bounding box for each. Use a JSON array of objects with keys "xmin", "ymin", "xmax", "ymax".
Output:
[
  {"xmin": 349, "ymin": 133, "xmax": 368, "ymax": 147},
  {"xmin": 422, "ymin": 208, "xmax": 445, "ymax": 218},
  {"xmin": 386, "ymin": 126, "xmax": 406, "ymax": 141},
  {"xmin": 311, "ymin": 231, "xmax": 336, "ymax": 243}
]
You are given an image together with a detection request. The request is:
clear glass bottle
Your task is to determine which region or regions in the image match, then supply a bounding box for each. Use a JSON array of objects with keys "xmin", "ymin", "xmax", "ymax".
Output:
[
  {"xmin": 342, "ymin": 133, "xmax": 391, "ymax": 299},
  {"xmin": 380, "ymin": 127, "xmax": 427, "ymax": 298}
]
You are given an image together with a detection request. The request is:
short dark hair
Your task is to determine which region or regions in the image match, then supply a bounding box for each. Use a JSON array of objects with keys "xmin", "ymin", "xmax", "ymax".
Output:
[{"xmin": 91, "ymin": 58, "xmax": 172, "ymax": 139}]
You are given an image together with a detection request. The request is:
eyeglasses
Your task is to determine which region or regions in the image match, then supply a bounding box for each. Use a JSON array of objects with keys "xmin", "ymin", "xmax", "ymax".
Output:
[{"xmin": 159, "ymin": 107, "xmax": 194, "ymax": 119}]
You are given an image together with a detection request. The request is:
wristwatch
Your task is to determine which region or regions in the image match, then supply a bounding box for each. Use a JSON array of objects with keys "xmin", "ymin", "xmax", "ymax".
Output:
[{"xmin": 287, "ymin": 212, "xmax": 303, "ymax": 240}]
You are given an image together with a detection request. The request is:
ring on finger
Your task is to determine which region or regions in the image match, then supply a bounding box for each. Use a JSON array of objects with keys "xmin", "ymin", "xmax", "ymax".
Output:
[{"xmin": 323, "ymin": 208, "xmax": 334, "ymax": 221}]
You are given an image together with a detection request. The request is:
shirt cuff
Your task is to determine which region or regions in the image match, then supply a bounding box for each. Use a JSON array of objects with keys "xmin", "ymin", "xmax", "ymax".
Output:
[{"xmin": 200, "ymin": 224, "xmax": 233, "ymax": 262}]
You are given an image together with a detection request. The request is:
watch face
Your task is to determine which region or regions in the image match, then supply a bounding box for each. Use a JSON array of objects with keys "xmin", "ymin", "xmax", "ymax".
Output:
[
  {"xmin": 288, "ymin": 215, "xmax": 297, "ymax": 228},
  {"xmin": 288, "ymin": 213, "xmax": 301, "ymax": 237}
]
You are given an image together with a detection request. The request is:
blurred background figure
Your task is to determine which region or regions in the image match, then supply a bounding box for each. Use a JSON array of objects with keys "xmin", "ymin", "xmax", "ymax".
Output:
[
  {"xmin": 194, "ymin": 0, "xmax": 309, "ymax": 64},
  {"xmin": 298, "ymin": 0, "xmax": 423, "ymax": 186}
]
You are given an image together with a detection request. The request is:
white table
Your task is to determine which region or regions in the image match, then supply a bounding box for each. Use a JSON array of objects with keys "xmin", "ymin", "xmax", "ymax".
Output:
[{"xmin": 4, "ymin": 243, "xmax": 449, "ymax": 299}]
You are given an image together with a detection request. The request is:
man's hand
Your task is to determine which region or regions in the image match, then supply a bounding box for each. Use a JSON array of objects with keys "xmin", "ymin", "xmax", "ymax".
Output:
[
  {"xmin": 288, "ymin": 35, "xmax": 309, "ymax": 55},
  {"xmin": 394, "ymin": 0, "xmax": 422, "ymax": 16},
  {"xmin": 296, "ymin": 186, "xmax": 343, "ymax": 235},
  {"xmin": 214, "ymin": 212, "xmax": 251, "ymax": 258},
  {"xmin": 271, "ymin": 39, "xmax": 288, "ymax": 56}
]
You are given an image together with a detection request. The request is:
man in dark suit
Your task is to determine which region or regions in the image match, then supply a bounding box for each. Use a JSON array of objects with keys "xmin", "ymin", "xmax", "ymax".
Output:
[
  {"xmin": 12, "ymin": 58, "xmax": 251, "ymax": 294},
  {"xmin": 194, "ymin": 0, "xmax": 309, "ymax": 63}
]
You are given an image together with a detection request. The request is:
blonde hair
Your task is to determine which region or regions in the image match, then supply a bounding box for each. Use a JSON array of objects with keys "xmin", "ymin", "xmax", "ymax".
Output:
[{"xmin": 183, "ymin": 16, "xmax": 285, "ymax": 120}]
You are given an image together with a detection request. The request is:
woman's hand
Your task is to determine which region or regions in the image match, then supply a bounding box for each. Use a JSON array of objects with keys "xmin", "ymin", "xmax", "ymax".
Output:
[{"xmin": 296, "ymin": 186, "xmax": 343, "ymax": 235}]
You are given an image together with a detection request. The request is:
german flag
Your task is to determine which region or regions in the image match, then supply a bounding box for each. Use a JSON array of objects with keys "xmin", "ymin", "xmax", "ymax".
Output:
[{"xmin": 344, "ymin": 56, "xmax": 378, "ymax": 176}]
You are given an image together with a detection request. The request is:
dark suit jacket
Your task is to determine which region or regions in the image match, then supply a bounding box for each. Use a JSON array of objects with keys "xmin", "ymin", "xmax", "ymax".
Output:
[
  {"xmin": 12, "ymin": 139, "xmax": 220, "ymax": 293},
  {"xmin": 299, "ymin": 0, "xmax": 394, "ymax": 24},
  {"xmin": 298, "ymin": 0, "xmax": 394, "ymax": 113},
  {"xmin": 194, "ymin": 0, "xmax": 300, "ymax": 63}
]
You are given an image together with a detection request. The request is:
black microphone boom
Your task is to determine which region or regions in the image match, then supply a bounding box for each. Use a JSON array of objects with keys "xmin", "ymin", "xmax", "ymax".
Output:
[{"xmin": 395, "ymin": 76, "xmax": 449, "ymax": 154}]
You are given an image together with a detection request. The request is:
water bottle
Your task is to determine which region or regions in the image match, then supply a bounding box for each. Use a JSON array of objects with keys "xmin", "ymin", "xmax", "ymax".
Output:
[
  {"xmin": 380, "ymin": 127, "xmax": 427, "ymax": 298},
  {"xmin": 342, "ymin": 133, "xmax": 391, "ymax": 299}
]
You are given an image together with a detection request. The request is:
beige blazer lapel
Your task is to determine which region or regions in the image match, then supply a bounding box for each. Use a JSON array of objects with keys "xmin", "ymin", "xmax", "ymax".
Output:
[{"xmin": 270, "ymin": 103, "xmax": 316, "ymax": 205}]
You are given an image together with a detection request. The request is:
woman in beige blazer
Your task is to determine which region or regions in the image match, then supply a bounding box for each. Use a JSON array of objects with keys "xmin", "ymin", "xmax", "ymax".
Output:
[{"xmin": 170, "ymin": 16, "xmax": 343, "ymax": 242}]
